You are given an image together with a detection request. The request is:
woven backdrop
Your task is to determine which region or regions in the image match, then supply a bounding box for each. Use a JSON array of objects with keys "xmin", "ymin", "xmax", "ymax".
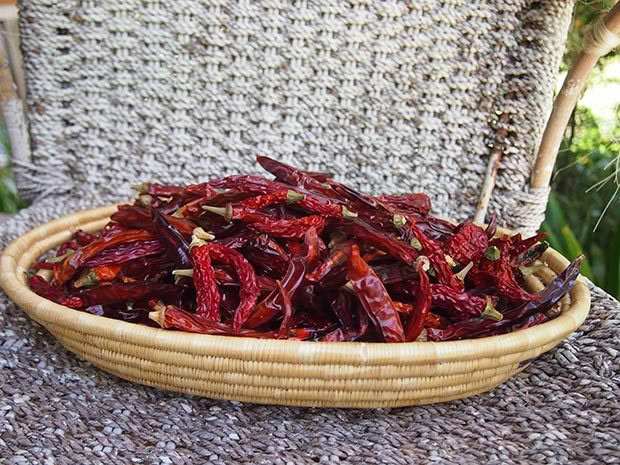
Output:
[
  {"xmin": 14, "ymin": 0, "xmax": 574, "ymax": 233},
  {"xmin": 3, "ymin": 0, "xmax": 620, "ymax": 464}
]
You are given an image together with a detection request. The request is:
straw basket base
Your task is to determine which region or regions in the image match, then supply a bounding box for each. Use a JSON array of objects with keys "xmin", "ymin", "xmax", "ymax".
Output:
[{"xmin": 0, "ymin": 205, "xmax": 591, "ymax": 408}]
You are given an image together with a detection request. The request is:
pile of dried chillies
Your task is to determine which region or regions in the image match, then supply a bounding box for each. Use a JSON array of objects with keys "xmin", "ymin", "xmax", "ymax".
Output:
[{"xmin": 27, "ymin": 156, "xmax": 583, "ymax": 342}]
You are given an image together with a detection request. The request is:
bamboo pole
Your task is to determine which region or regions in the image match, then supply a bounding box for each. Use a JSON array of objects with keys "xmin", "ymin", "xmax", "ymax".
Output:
[
  {"xmin": 473, "ymin": 112, "xmax": 510, "ymax": 224},
  {"xmin": 0, "ymin": 48, "xmax": 30, "ymax": 163},
  {"xmin": 2, "ymin": 18, "xmax": 25, "ymax": 101}
]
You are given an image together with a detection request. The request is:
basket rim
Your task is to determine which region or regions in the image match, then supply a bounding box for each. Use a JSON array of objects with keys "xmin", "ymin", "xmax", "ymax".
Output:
[{"xmin": 0, "ymin": 203, "xmax": 591, "ymax": 366}]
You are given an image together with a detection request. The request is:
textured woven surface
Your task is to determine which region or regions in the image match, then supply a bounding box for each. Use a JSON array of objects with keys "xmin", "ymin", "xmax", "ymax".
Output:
[
  {"xmin": 1, "ymin": 196, "xmax": 620, "ymax": 463},
  {"xmin": 15, "ymin": 0, "xmax": 574, "ymax": 234}
]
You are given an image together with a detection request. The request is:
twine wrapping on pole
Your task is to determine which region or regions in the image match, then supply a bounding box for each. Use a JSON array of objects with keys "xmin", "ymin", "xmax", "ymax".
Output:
[{"xmin": 583, "ymin": 15, "xmax": 620, "ymax": 56}]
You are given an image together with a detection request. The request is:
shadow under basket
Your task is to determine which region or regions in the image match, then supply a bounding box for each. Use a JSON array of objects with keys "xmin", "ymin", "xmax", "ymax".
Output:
[{"xmin": 0, "ymin": 205, "xmax": 591, "ymax": 408}]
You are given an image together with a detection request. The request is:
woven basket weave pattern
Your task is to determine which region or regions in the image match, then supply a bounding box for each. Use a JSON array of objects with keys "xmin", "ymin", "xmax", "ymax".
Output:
[{"xmin": 16, "ymin": 0, "xmax": 573, "ymax": 233}]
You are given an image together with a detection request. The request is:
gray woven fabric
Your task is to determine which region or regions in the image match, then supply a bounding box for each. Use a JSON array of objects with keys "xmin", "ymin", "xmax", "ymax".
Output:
[
  {"xmin": 1, "ymin": 196, "xmax": 620, "ymax": 464},
  {"xmin": 15, "ymin": 0, "xmax": 575, "ymax": 234}
]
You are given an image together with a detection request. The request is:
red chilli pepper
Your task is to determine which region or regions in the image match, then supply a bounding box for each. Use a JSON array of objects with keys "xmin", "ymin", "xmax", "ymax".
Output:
[
  {"xmin": 285, "ymin": 240, "xmax": 304, "ymax": 257},
  {"xmin": 244, "ymin": 228, "xmax": 318, "ymax": 329},
  {"xmin": 58, "ymin": 229, "xmax": 155, "ymax": 285},
  {"xmin": 235, "ymin": 189, "xmax": 305, "ymax": 210},
  {"xmin": 208, "ymin": 175, "xmax": 289, "ymax": 195},
  {"xmin": 121, "ymin": 255, "xmax": 173, "ymax": 280},
  {"xmin": 163, "ymin": 215, "xmax": 198, "ymax": 237},
  {"xmin": 27, "ymin": 275, "xmax": 83, "ymax": 308},
  {"xmin": 211, "ymin": 173, "xmax": 343, "ymax": 215},
  {"xmin": 485, "ymin": 212, "xmax": 497, "ymax": 239},
  {"xmin": 295, "ymin": 194, "xmax": 343, "ymax": 217},
  {"xmin": 345, "ymin": 218, "xmax": 418, "ymax": 266},
  {"xmin": 470, "ymin": 242, "xmax": 539, "ymax": 303},
  {"xmin": 149, "ymin": 304, "xmax": 316, "ymax": 340},
  {"xmin": 328, "ymin": 181, "xmax": 393, "ymax": 217},
  {"xmin": 427, "ymin": 256, "xmax": 583, "ymax": 341},
  {"xmin": 392, "ymin": 302, "xmax": 448, "ymax": 329},
  {"xmin": 31, "ymin": 260, "xmax": 55, "ymax": 271},
  {"xmin": 329, "ymin": 291, "xmax": 354, "ymax": 330},
  {"xmin": 257, "ymin": 276, "xmax": 277, "ymax": 293},
  {"xmin": 321, "ymin": 301, "xmax": 369, "ymax": 342},
  {"xmin": 404, "ymin": 263, "xmax": 431, "ymax": 342},
  {"xmin": 430, "ymin": 284, "xmax": 501, "ymax": 322},
  {"xmin": 213, "ymin": 268, "xmax": 236, "ymax": 285},
  {"xmin": 276, "ymin": 280, "xmax": 294, "ymax": 338},
  {"xmin": 306, "ymin": 241, "xmax": 353, "ymax": 282},
  {"xmin": 250, "ymin": 215, "xmax": 327, "ymax": 239},
  {"xmin": 191, "ymin": 245, "xmax": 221, "ymax": 321},
  {"xmin": 508, "ymin": 232, "xmax": 548, "ymax": 261},
  {"xmin": 203, "ymin": 205, "xmax": 276, "ymax": 224},
  {"xmin": 481, "ymin": 313, "xmax": 549, "ymax": 338},
  {"xmin": 361, "ymin": 249, "xmax": 387, "ymax": 263},
  {"xmin": 206, "ymin": 243, "xmax": 260, "ymax": 332},
  {"xmin": 256, "ymin": 155, "xmax": 335, "ymax": 198},
  {"xmin": 110, "ymin": 205, "xmax": 153, "ymax": 231},
  {"xmin": 513, "ymin": 312, "xmax": 549, "ymax": 331},
  {"xmin": 74, "ymin": 230, "xmax": 97, "ymax": 246},
  {"xmin": 303, "ymin": 169, "xmax": 334, "ymax": 182},
  {"xmin": 408, "ymin": 222, "xmax": 463, "ymax": 291},
  {"xmin": 183, "ymin": 182, "xmax": 217, "ymax": 199},
  {"xmin": 83, "ymin": 240, "xmax": 164, "ymax": 267},
  {"xmin": 443, "ymin": 221, "xmax": 489, "ymax": 264},
  {"xmin": 301, "ymin": 226, "xmax": 321, "ymax": 268},
  {"xmin": 517, "ymin": 242, "xmax": 549, "ymax": 265},
  {"xmin": 57, "ymin": 239, "xmax": 80, "ymax": 258},
  {"xmin": 181, "ymin": 189, "xmax": 254, "ymax": 219},
  {"xmin": 246, "ymin": 234, "xmax": 290, "ymax": 263},
  {"xmin": 74, "ymin": 264, "xmax": 123, "ymax": 288},
  {"xmin": 347, "ymin": 244, "xmax": 405, "ymax": 343},
  {"xmin": 151, "ymin": 208, "xmax": 192, "ymax": 268},
  {"xmin": 76, "ymin": 282, "xmax": 182, "ymax": 307},
  {"xmin": 213, "ymin": 231, "xmax": 258, "ymax": 249},
  {"xmin": 375, "ymin": 193, "xmax": 431, "ymax": 215},
  {"xmin": 371, "ymin": 262, "xmax": 417, "ymax": 285}
]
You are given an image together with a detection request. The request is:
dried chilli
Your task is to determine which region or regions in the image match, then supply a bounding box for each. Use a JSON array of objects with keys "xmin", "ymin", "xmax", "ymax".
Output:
[{"xmin": 27, "ymin": 156, "xmax": 582, "ymax": 343}]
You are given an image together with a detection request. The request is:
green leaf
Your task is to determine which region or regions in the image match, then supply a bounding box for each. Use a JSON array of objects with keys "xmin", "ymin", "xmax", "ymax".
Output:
[
  {"xmin": 578, "ymin": 211, "xmax": 593, "ymax": 248},
  {"xmin": 560, "ymin": 224, "xmax": 594, "ymax": 280},
  {"xmin": 605, "ymin": 231, "xmax": 620, "ymax": 299},
  {"xmin": 541, "ymin": 222, "xmax": 565, "ymax": 257},
  {"xmin": 0, "ymin": 179, "xmax": 19, "ymax": 214},
  {"xmin": 544, "ymin": 192, "xmax": 569, "ymax": 251}
]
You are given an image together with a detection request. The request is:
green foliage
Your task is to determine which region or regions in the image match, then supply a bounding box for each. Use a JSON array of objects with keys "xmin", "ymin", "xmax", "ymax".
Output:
[
  {"xmin": 0, "ymin": 127, "xmax": 26, "ymax": 214},
  {"xmin": 543, "ymin": 107, "xmax": 620, "ymax": 298}
]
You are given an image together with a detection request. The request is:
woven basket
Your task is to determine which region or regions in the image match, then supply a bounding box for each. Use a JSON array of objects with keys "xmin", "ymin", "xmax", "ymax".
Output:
[{"xmin": 0, "ymin": 204, "xmax": 590, "ymax": 408}]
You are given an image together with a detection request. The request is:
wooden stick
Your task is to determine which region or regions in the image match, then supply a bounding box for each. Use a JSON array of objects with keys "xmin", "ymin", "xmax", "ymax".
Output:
[
  {"xmin": 2, "ymin": 18, "xmax": 25, "ymax": 101},
  {"xmin": 531, "ymin": 2, "xmax": 620, "ymax": 189},
  {"xmin": 474, "ymin": 112, "xmax": 510, "ymax": 224},
  {"xmin": 0, "ymin": 48, "xmax": 30, "ymax": 163}
]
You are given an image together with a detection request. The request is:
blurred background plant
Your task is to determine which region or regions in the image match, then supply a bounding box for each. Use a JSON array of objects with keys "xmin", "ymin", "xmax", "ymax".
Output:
[
  {"xmin": 0, "ymin": 126, "xmax": 25, "ymax": 215},
  {"xmin": 542, "ymin": 0, "xmax": 620, "ymax": 299},
  {"xmin": 0, "ymin": 1, "xmax": 618, "ymax": 296}
]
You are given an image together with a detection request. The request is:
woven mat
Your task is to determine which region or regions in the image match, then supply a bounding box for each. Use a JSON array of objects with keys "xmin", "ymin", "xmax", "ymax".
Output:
[
  {"xmin": 15, "ymin": 0, "xmax": 574, "ymax": 235},
  {"xmin": 1, "ymin": 194, "xmax": 619, "ymax": 465}
]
